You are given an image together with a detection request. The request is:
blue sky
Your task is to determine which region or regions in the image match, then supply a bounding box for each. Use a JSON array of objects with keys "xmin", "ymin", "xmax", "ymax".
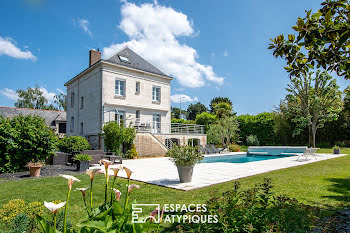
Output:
[{"xmin": 0, "ymin": 0, "xmax": 349, "ymax": 115}]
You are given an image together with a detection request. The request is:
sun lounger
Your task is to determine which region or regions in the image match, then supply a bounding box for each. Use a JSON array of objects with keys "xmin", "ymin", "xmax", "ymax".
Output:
[
  {"xmin": 205, "ymin": 145, "xmax": 215, "ymax": 154},
  {"xmin": 296, "ymin": 148, "xmax": 319, "ymax": 161},
  {"xmin": 199, "ymin": 145, "xmax": 206, "ymax": 154},
  {"xmin": 209, "ymin": 144, "xmax": 220, "ymax": 154},
  {"xmin": 209, "ymin": 144, "xmax": 224, "ymax": 154}
]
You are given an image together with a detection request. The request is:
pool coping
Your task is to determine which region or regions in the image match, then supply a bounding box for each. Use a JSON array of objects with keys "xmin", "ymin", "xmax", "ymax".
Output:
[{"xmin": 111, "ymin": 153, "xmax": 347, "ymax": 191}]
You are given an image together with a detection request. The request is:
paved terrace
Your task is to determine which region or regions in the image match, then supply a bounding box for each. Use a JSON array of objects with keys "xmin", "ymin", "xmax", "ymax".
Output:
[{"xmin": 112, "ymin": 153, "xmax": 346, "ymax": 191}]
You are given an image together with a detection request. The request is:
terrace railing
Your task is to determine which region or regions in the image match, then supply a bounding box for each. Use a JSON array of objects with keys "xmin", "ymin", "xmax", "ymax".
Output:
[{"xmin": 124, "ymin": 119, "xmax": 205, "ymax": 135}]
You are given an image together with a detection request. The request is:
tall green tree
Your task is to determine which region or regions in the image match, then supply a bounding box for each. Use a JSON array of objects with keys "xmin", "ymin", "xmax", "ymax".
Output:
[
  {"xmin": 171, "ymin": 107, "xmax": 188, "ymax": 119},
  {"xmin": 15, "ymin": 86, "xmax": 57, "ymax": 110},
  {"xmin": 187, "ymin": 102, "xmax": 208, "ymax": 120},
  {"xmin": 284, "ymin": 70, "xmax": 342, "ymax": 147},
  {"xmin": 207, "ymin": 116, "xmax": 240, "ymax": 148},
  {"xmin": 209, "ymin": 97, "xmax": 232, "ymax": 113},
  {"xmin": 269, "ymin": 0, "xmax": 350, "ymax": 79},
  {"xmin": 195, "ymin": 112, "xmax": 216, "ymax": 132},
  {"xmin": 212, "ymin": 102, "xmax": 233, "ymax": 119},
  {"xmin": 54, "ymin": 93, "xmax": 67, "ymax": 111}
]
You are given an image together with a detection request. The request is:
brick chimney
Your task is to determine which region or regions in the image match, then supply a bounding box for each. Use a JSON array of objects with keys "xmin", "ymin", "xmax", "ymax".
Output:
[{"xmin": 89, "ymin": 49, "xmax": 101, "ymax": 67}]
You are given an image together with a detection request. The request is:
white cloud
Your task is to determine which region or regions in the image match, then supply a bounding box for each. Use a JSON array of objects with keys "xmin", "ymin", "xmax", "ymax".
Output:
[
  {"xmin": 103, "ymin": 2, "xmax": 224, "ymax": 88},
  {"xmin": 0, "ymin": 37, "xmax": 36, "ymax": 61},
  {"xmin": 175, "ymin": 87, "xmax": 184, "ymax": 92},
  {"xmin": 0, "ymin": 88, "xmax": 19, "ymax": 101},
  {"xmin": 76, "ymin": 18, "xmax": 93, "ymax": 37},
  {"xmin": 0, "ymin": 87, "xmax": 57, "ymax": 103},
  {"xmin": 56, "ymin": 88, "xmax": 65, "ymax": 95},
  {"xmin": 223, "ymin": 50, "xmax": 229, "ymax": 57},
  {"xmin": 171, "ymin": 94, "xmax": 198, "ymax": 103},
  {"xmin": 39, "ymin": 87, "xmax": 56, "ymax": 102}
]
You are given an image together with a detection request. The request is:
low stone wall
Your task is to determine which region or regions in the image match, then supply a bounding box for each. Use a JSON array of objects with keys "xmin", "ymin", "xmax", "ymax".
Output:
[
  {"xmin": 85, "ymin": 133, "xmax": 207, "ymax": 158},
  {"xmin": 134, "ymin": 133, "xmax": 168, "ymax": 157}
]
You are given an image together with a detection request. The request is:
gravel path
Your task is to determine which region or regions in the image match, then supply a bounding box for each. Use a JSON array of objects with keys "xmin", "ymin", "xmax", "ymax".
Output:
[{"xmin": 0, "ymin": 165, "xmax": 83, "ymax": 183}]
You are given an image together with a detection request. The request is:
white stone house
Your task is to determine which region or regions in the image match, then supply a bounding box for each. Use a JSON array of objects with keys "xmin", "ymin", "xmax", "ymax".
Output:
[{"xmin": 65, "ymin": 47, "xmax": 206, "ymax": 156}]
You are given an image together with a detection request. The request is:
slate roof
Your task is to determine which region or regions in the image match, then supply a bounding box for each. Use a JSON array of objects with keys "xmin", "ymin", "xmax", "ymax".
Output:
[
  {"xmin": 105, "ymin": 47, "xmax": 170, "ymax": 78},
  {"xmin": 0, "ymin": 106, "xmax": 66, "ymax": 126}
]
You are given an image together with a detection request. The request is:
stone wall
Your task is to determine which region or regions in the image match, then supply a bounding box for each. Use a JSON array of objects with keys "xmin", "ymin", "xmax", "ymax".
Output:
[
  {"xmin": 134, "ymin": 133, "xmax": 207, "ymax": 157},
  {"xmin": 134, "ymin": 133, "xmax": 168, "ymax": 157}
]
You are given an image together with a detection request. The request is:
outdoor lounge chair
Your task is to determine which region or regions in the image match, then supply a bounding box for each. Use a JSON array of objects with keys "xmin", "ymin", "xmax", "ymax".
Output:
[
  {"xmin": 199, "ymin": 145, "xmax": 206, "ymax": 154},
  {"xmin": 210, "ymin": 144, "xmax": 224, "ymax": 153},
  {"xmin": 296, "ymin": 148, "xmax": 319, "ymax": 161},
  {"xmin": 205, "ymin": 145, "xmax": 216, "ymax": 154}
]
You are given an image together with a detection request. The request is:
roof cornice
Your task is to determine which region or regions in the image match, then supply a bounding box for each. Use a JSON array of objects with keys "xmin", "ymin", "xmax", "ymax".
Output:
[{"xmin": 64, "ymin": 60, "xmax": 173, "ymax": 86}]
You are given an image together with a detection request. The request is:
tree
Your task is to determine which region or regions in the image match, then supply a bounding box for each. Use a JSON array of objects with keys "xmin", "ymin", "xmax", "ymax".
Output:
[
  {"xmin": 102, "ymin": 121, "xmax": 136, "ymax": 155},
  {"xmin": 269, "ymin": 0, "xmax": 350, "ymax": 79},
  {"xmin": 187, "ymin": 102, "xmax": 208, "ymax": 120},
  {"xmin": 195, "ymin": 112, "xmax": 216, "ymax": 126},
  {"xmin": 284, "ymin": 70, "xmax": 342, "ymax": 147},
  {"xmin": 344, "ymin": 86, "xmax": 350, "ymax": 113},
  {"xmin": 15, "ymin": 86, "xmax": 58, "ymax": 110},
  {"xmin": 212, "ymin": 102, "xmax": 233, "ymax": 119},
  {"xmin": 171, "ymin": 107, "xmax": 187, "ymax": 119},
  {"xmin": 207, "ymin": 116, "xmax": 240, "ymax": 148},
  {"xmin": 209, "ymin": 97, "xmax": 232, "ymax": 113},
  {"xmin": 54, "ymin": 93, "xmax": 67, "ymax": 111}
]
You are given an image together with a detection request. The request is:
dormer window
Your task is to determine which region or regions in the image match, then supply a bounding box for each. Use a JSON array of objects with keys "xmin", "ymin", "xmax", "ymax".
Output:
[{"xmin": 119, "ymin": 55, "xmax": 129, "ymax": 63}]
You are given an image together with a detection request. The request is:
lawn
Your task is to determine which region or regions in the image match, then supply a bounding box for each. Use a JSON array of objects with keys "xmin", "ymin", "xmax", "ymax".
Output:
[{"xmin": 1, "ymin": 148, "xmax": 350, "ymax": 226}]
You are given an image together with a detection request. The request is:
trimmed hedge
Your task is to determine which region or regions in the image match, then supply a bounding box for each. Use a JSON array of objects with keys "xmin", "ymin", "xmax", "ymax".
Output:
[
  {"xmin": 57, "ymin": 136, "xmax": 91, "ymax": 154},
  {"xmin": 238, "ymin": 112, "xmax": 276, "ymax": 145}
]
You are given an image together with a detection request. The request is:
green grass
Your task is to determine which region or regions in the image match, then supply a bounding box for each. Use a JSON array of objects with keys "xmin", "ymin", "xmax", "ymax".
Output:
[{"xmin": 1, "ymin": 148, "xmax": 350, "ymax": 225}]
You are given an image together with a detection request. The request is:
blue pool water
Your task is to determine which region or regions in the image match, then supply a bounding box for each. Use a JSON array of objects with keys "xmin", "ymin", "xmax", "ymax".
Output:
[{"xmin": 201, "ymin": 154, "xmax": 290, "ymax": 164}]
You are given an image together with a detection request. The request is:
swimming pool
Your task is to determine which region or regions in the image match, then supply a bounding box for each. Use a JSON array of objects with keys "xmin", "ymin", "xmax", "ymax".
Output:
[{"xmin": 201, "ymin": 153, "xmax": 290, "ymax": 164}]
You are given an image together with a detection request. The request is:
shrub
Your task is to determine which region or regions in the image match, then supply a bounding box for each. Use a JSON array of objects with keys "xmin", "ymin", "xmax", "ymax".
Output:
[
  {"xmin": 57, "ymin": 136, "xmax": 91, "ymax": 154},
  {"xmin": 316, "ymin": 141, "xmax": 332, "ymax": 148},
  {"xmin": 335, "ymin": 141, "xmax": 347, "ymax": 147},
  {"xmin": 0, "ymin": 115, "xmax": 57, "ymax": 173},
  {"xmin": 166, "ymin": 145, "xmax": 204, "ymax": 166},
  {"xmin": 171, "ymin": 118, "xmax": 195, "ymax": 124},
  {"xmin": 72, "ymin": 153, "xmax": 92, "ymax": 161},
  {"xmin": 246, "ymin": 134, "xmax": 260, "ymax": 146},
  {"xmin": 0, "ymin": 199, "xmax": 44, "ymax": 232},
  {"xmin": 228, "ymin": 144, "xmax": 240, "ymax": 152},
  {"xmin": 167, "ymin": 179, "xmax": 318, "ymax": 232},
  {"xmin": 102, "ymin": 121, "xmax": 136, "ymax": 155},
  {"xmin": 128, "ymin": 144, "xmax": 138, "ymax": 158}
]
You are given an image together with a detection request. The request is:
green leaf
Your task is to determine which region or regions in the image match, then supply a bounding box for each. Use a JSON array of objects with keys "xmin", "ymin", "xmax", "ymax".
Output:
[
  {"xmin": 325, "ymin": 9, "xmax": 331, "ymax": 25},
  {"xmin": 113, "ymin": 201, "xmax": 123, "ymax": 216}
]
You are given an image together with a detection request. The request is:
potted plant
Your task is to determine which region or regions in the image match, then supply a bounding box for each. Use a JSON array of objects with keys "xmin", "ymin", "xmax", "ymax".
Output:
[
  {"xmin": 333, "ymin": 146, "xmax": 340, "ymax": 154},
  {"xmin": 27, "ymin": 161, "xmax": 45, "ymax": 178},
  {"xmin": 166, "ymin": 145, "xmax": 204, "ymax": 183},
  {"xmin": 73, "ymin": 154, "xmax": 92, "ymax": 172}
]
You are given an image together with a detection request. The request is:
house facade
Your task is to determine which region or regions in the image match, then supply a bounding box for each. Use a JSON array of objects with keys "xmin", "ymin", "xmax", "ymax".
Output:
[{"xmin": 65, "ymin": 47, "xmax": 206, "ymax": 156}]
